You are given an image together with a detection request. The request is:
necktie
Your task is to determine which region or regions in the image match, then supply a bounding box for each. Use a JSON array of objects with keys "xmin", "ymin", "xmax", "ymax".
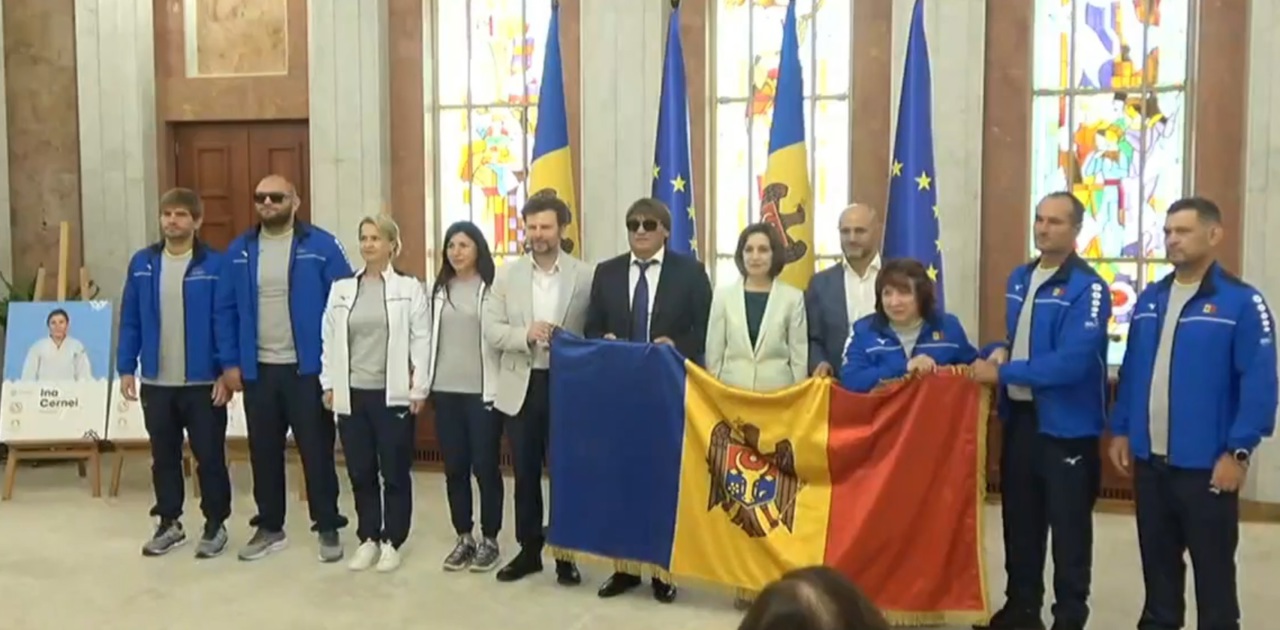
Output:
[{"xmin": 631, "ymin": 260, "xmax": 655, "ymax": 342}]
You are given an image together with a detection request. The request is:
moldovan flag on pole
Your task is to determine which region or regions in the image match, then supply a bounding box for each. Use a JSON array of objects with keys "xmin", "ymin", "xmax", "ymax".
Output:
[
  {"xmin": 529, "ymin": 0, "xmax": 581, "ymax": 256},
  {"xmin": 547, "ymin": 333, "xmax": 991, "ymax": 626},
  {"xmin": 760, "ymin": 0, "xmax": 814, "ymax": 291}
]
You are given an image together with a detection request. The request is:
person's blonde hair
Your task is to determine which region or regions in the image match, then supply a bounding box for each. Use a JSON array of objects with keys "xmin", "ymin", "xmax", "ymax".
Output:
[{"xmin": 358, "ymin": 214, "xmax": 402, "ymax": 259}]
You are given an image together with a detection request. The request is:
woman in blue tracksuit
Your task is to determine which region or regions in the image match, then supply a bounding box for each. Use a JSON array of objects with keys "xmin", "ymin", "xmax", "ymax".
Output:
[{"xmin": 841, "ymin": 258, "xmax": 977, "ymax": 392}]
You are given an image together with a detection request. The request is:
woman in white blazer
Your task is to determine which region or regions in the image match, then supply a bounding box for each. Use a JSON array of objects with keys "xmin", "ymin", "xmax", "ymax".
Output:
[
  {"xmin": 320, "ymin": 214, "xmax": 430, "ymax": 573},
  {"xmin": 706, "ymin": 223, "xmax": 808, "ymax": 392},
  {"xmin": 427, "ymin": 221, "xmax": 503, "ymax": 574}
]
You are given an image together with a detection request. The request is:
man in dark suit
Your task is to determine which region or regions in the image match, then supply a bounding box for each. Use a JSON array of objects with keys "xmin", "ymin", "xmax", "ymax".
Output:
[
  {"xmin": 584, "ymin": 197, "xmax": 712, "ymax": 603},
  {"xmin": 805, "ymin": 203, "xmax": 882, "ymax": 377}
]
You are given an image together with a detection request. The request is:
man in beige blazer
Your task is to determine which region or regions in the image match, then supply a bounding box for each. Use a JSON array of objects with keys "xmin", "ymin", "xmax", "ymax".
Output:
[{"xmin": 482, "ymin": 191, "xmax": 594, "ymax": 587}]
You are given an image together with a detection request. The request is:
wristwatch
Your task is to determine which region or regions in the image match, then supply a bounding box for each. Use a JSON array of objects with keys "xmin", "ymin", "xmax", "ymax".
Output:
[{"xmin": 1233, "ymin": 449, "xmax": 1251, "ymax": 467}]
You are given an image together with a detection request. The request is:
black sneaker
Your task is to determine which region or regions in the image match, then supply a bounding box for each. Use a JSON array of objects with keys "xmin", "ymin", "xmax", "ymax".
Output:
[
  {"xmin": 141, "ymin": 521, "xmax": 187, "ymax": 557},
  {"xmin": 973, "ymin": 605, "xmax": 1046, "ymax": 630}
]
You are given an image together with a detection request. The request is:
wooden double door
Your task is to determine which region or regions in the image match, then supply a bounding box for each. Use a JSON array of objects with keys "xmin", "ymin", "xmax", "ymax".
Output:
[{"xmin": 172, "ymin": 121, "xmax": 310, "ymax": 251}]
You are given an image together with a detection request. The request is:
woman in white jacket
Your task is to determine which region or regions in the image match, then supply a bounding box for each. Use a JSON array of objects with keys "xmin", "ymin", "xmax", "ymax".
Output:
[
  {"xmin": 705, "ymin": 222, "xmax": 808, "ymax": 392},
  {"xmin": 429, "ymin": 221, "xmax": 501, "ymax": 573},
  {"xmin": 320, "ymin": 214, "xmax": 430, "ymax": 573}
]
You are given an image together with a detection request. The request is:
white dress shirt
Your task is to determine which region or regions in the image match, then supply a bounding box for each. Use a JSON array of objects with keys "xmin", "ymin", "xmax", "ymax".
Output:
[
  {"xmin": 844, "ymin": 254, "xmax": 881, "ymax": 325},
  {"xmin": 21, "ymin": 336, "xmax": 93, "ymax": 382},
  {"xmin": 628, "ymin": 246, "xmax": 664, "ymax": 339},
  {"xmin": 531, "ymin": 256, "xmax": 563, "ymax": 369}
]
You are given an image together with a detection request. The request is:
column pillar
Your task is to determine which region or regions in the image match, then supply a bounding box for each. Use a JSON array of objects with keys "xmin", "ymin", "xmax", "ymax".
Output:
[
  {"xmin": 309, "ymin": 0, "xmax": 392, "ymax": 257},
  {"xmin": 890, "ymin": 0, "xmax": 985, "ymax": 331},
  {"xmin": 1240, "ymin": 0, "xmax": 1280, "ymax": 503},
  {"xmin": 579, "ymin": 0, "xmax": 667, "ymax": 262},
  {"xmin": 0, "ymin": 5, "xmax": 11, "ymax": 282},
  {"xmin": 74, "ymin": 0, "xmax": 160, "ymax": 301}
]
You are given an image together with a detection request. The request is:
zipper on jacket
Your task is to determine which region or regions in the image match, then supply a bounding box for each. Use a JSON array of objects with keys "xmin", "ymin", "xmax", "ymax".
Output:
[
  {"xmin": 288, "ymin": 233, "xmax": 303, "ymax": 375},
  {"xmin": 1159, "ymin": 283, "xmax": 1195, "ymax": 463},
  {"xmin": 380, "ymin": 273, "xmax": 391, "ymax": 404}
]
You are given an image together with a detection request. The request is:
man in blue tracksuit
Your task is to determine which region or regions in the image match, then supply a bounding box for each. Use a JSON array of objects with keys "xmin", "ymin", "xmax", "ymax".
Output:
[
  {"xmin": 971, "ymin": 192, "xmax": 1112, "ymax": 630},
  {"xmin": 117, "ymin": 187, "xmax": 233, "ymax": 559},
  {"xmin": 215, "ymin": 174, "xmax": 353, "ymax": 563},
  {"xmin": 1109, "ymin": 197, "xmax": 1276, "ymax": 630}
]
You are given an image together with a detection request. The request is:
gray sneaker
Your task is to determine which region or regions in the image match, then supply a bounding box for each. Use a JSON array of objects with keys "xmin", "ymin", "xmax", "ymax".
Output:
[
  {"xmin": 237, "ymin": 528, "xmax": 288, "ymax": 561},
  {"xmin": 470, "ymin": 537, "xmax": 501, "ymax": 572},
  {"xmin": 141, "ymin": 521, "xmax": 187, "ymax": 557},
  {"xmin": 195, "ymin": 524, "xmax": 228, "ymax": 559},
  {"xmin": 442, "ymin": 535, "xmax": 476, "ymax": 571},
  {"xmin": 318, "ymin": 530, "xmax": 343, "ymax": 563}
]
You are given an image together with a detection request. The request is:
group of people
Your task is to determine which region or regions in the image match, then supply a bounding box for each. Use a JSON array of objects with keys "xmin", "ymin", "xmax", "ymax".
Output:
[{"xmin": 114, "ymin": 174, "xmax": 1274, "ymax": 630}]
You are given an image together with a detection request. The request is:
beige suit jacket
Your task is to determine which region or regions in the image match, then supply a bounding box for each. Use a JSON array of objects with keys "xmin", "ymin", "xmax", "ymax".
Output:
[
  {"xmin": 482, "ymin": 253, "xmax": 594, "ymax": 416},
  {"xmin": 705, "ymin": 279, "xmax": 808, "ymax": 392}
]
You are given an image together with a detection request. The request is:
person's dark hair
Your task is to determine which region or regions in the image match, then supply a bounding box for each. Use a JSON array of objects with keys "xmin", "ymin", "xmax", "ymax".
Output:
[
  {"xmin": 521, "ymin": 188, "xmax": 572, "ymax": 227},
  {"xmin": 159, "ymin": 187, "xmax": 204, "ymax": 221},
  {"xmin": 432, "ymin": 221, "xmax": 495, "ymax": 303},
  {"xmin": 625, "ymin": 197, "xmax": 673, "ymax": 232},
  {"xmin": 46, "ymin": 309, "xmax": 69, "ymax": 326},
  {"xmin": 738, "ymin": 566, "xmax": 890, "ymax": 630},
  {"xmin": 1041, "ymin": 191, "xmax": 1086, "ymax": 227},
  {"xmin": 873, "ymin": 258, "xmax": 937, "ymax": 324},
  {"xmin": 734, "ymin": 223, "xmax": 787, "ymax": 279},
  {"xmin": 1167, "ymin": 196, "xmax": 1222, "ymax": 225}
]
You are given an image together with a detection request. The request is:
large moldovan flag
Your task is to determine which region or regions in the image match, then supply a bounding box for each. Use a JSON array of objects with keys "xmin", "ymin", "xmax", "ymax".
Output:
[
  {"xmin": 759, "ymin": 0, "xmax": 813, "ymax": 290},
  {"xmin": 529, "ymin": 1, "xmax": 581, "ymax": 256},
  {"xmin": 546, "ymin": 333, "xmax": 991, "ymax": 626}
]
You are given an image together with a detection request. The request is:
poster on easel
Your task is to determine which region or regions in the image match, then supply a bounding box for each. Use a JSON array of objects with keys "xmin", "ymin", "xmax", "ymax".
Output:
[
  {"xmin": 1, "ymin": 301, "xmax": 112, "ymax": 443},
  {"xmin": 106, "ymin": 370, "xmax": 249, "ymax": 441}
]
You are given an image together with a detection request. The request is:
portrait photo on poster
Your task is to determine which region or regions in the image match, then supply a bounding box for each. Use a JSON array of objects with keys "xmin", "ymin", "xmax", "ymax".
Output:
[{"xmin": 1, "ymin": 300, "xmax": 114, "ymax": 443}]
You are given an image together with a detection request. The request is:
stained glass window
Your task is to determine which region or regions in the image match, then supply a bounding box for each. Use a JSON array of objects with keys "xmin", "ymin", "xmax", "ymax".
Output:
[
  {"xmin": 1030, "ymin": 0, "xmax": 1192, "ymax": 364},
  {"xmin": 435, "ymin": 0, "xmax": 551, "ymax": 262},
  {"xmin": 712, "ymin": 0, "xmax": 851, "ymax": 286}
]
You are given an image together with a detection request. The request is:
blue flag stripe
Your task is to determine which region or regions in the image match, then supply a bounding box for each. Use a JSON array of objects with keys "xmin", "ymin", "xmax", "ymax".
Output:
[
  {"xmin": 767, "ymin": 1, "xmax": 806, "ymax": 151},
  {"xmin": 653, "ymin": 5, "xmax": 697, "ymax": 256},
  {"xmin": 884, "ymin": 0, "xmax": 945, "ymax": 309},
  {"xmin": 548, "ymin": 333, "xmax": 686, "ymax": 567},
  {"xmin": 532, "ymin": 6, "xmax": 568, "ymax": 159}
]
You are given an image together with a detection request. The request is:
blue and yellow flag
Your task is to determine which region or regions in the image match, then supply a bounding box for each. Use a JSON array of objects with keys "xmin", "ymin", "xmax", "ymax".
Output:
[
  {"xmin": 546, "ymin": 332, "xmax": 991, "ymax": 625},
  {"xmin": 885, "ymin": 0, "xmax": 945, "ymax": 307},
  {"xmin": 760, "ymin": 1, "xmax": 813, "ymax": 290},
  {"xmin": 529, "ymin": 2, "xmax": 580, "ymax": 257},
  {"xmin": 652, "ymin": 3, "xmax": 697, "ymax": 256}
]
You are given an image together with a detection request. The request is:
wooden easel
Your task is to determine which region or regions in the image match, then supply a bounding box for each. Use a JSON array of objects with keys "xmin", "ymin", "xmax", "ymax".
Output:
[{"xmin": 2, "ymin": 222, "xmax": 103, "ymax": 500}]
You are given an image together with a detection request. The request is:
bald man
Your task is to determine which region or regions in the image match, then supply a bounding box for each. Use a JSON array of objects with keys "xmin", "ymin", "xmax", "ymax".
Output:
[
  {"xmin": 804, "ymin": 204, "xmax": 882, "ymax": 376},
  {"xmin": 214, "ymin": 175, "xmax": 354, "ymax": 563}
]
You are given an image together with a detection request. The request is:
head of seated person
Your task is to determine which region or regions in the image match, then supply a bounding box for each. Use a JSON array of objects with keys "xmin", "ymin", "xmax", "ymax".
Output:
[
  {"xmin": 738, "ymin": 566, "xmax": 890, "ymax": 630},
  {"xmin": 873, "ymin": 258, "xmax": 936, "ymax": 329}
]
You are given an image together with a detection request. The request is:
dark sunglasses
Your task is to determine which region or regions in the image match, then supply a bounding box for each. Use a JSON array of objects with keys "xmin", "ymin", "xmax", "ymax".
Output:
[
  {"xmin": 254, "ymin": 192, "xmax": 289, "ymax": 204},
  {"xmin": 626, "ymin": 219, "xmax": 660, "ymax": 233}
]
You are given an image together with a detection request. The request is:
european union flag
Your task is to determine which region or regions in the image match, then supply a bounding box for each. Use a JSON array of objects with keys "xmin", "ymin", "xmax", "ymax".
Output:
[
  {"xmin": 652, "ymin": 3, "xmax": 696, "ymax": 256},
  {"xmin": 885, "ymin": 0, "xmax": 945, "ymax": 309}
]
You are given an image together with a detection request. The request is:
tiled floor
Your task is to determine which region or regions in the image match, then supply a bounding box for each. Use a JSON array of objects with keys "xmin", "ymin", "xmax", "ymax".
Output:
[{"xmin": 1, "ymin": 461, "xmax": 1277, "ymax": 629}]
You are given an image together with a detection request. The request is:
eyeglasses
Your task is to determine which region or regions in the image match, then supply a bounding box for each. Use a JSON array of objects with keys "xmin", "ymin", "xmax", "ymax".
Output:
[
  {"xmin": 626, "ymin": 219, "xmax": 660, "ymax": 233},
  {"xmin": 254, "ymin": 192, "xmax": 289, "ymax": 204}
]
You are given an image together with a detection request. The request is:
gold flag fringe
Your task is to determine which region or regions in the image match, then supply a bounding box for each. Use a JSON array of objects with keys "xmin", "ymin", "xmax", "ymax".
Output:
[{"xmin": 546, "ymin": 374, "xmax": 995, "ymax": 627}]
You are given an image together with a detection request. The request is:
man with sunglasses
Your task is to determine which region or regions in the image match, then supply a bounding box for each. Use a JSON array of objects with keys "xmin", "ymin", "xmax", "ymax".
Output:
[
  {"xmin": 584, "ymin": 197, "xmax": 713, "ymax": 603},
  {"xmin": 215, "ymin": 174, "xmax": 354, "ymax": 563}
]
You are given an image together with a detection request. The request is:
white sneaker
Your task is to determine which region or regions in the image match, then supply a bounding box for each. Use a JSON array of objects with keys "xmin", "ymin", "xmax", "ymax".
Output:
[
  {"xmin": 348, "ymin": 541, "xmax": 380, "ymax": 571},
  {"xmin": 375, "ymin": 542, "xmax": 401, "ymax": 573}
]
